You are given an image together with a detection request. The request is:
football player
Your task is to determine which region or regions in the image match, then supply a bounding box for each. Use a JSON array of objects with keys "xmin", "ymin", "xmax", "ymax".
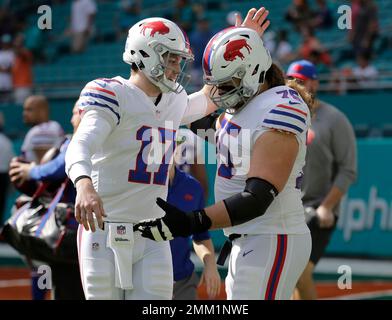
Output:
[
  {"xmin": 66, "ymin": 8, "xmax": 270, "ymax": 300},
  {"xmin": 136, "ymin": 27, "xmax": 314, "ymax": 300}
]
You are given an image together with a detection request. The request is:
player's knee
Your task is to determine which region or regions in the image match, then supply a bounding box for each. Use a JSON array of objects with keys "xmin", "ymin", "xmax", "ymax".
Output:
[{"xmin": 84, "ymin": 275, "xmax": 116, "ymax": 300}]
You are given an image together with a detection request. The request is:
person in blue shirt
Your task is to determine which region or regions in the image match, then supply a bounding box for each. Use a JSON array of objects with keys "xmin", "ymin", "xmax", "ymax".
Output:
[
  {"xmin": 168, "ymin": 161, "xmax": 221, "ymax": 300},
  {"xmin": 9, "ymin": 103, "xmax": 84, "ymax": 300},
  {"xmin": 11, "ymin": 138, "xmax": 75, "ymax": 202},
  {"xmin": 9, "ymin": 102, "xmax": 81, "ymax": 202}
]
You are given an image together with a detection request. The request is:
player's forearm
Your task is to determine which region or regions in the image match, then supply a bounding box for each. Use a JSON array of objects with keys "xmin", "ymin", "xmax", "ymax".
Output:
[
  {"xmin": 181, "ymin": 91, "xmax": 209, "ymax": 125},
  {"xmin": 204, "ymin": 201, "xmax": 232, "ymax": 230},
  {"xmin": 65, "ymin": 137, "xmax": 94, "ymax": 183}
]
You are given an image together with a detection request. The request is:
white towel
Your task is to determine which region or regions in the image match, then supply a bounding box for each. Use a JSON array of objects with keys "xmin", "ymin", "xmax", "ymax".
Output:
[{"xmin": 106, "ymin": 222, "xmax": 134, "ymax": 289}]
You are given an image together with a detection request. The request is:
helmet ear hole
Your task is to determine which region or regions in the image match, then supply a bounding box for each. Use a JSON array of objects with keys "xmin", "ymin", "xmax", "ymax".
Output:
[
  {"xmin": 252, "ymin": 64, "xmax": 259, "ymax": 76},
  {"xmin": 259, "ymin": 70, "xmax": 266, "ymax": 83},
  {"xmin": 139, "ymin": 50, "xmax": 150, "ymax": 58}
]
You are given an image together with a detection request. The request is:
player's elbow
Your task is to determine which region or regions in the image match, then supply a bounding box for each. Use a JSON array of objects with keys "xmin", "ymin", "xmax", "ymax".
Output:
[{"xmin": 223, "ymin": 177, "xmax": 279, "ymax": 226}]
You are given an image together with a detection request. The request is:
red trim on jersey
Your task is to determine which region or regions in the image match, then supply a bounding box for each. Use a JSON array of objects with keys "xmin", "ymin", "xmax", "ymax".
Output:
[
  {"xmin": 85, "ymin": 86, "xmax": 116, "ymax": 96},
  {"xmin": 277, "ymin": 104, "xmax": 308, "ymax": 117}
]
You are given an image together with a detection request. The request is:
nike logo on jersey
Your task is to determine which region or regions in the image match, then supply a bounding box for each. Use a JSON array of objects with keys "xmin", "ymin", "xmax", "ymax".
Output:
[
  {"xmin": 242, "ymin": 250, "xmax": 253, "ymax": 257},
  {"xmin": 94, "ymin": 80, "xmax": 107, "ymax": 88}
]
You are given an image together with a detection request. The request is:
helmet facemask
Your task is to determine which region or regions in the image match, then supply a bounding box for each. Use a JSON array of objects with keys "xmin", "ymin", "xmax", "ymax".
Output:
[
  {"xmin": 206, "ymin": 66, "xmax": 266, "ymax": 114},
  {"xmin": 146, "ymin": 42, "xmax": 193, "ymax": 94}
]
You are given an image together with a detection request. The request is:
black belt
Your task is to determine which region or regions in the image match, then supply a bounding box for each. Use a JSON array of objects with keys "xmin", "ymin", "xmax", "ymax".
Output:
[{"xmin": 216, "ymin": 234, "xmax": 246, "ymax": 266}]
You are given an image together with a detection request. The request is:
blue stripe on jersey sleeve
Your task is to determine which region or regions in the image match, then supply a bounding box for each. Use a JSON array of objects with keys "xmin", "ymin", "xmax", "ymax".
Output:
[
  {"xmin": 80, "ymin": 101, "xmax": 120, "ymax": 124},
  {"xmin": 269, "ymin": 109, "xmax": 306, "ymax": 124},
  {"xmin": 263, "ymin": 119, "xmax": 303, "ymax": 133},
  {"xmin": 81, "ymin": 92, "xmax": 119, "ymax": 106}
]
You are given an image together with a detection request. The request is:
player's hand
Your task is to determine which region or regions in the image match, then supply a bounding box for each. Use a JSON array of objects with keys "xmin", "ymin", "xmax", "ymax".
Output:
[
  {"xmin": 134, "ymin": 198, "xmax": 193, "ymax": 241},
  {"xmin": 316, "ymin": 205, "xmax": 335, "ymax": 228},
  {"xmin": 134, "ymin": 197, "xmax": 212, "ymax": 241},
  {"xmin": 199, "ymin": 264, "xmax": 221, "ymax": 299},
  {"xmin": 75, "ymin": 178, "xmax": 107, "ymax": 232},
  {"xmin": 9, "ymin": 160, "xmax": 34, "ymax": 186},
  {"xmin": 236, "ymin": 7, "xmax": 270, "ymax": 38}
]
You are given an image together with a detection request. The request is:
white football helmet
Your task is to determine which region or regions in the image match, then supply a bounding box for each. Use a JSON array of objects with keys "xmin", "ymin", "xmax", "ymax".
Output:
[
  {"xmin": 123, "ymin": 17, "xmax": 194, "ymax": 93},
  {"xmin": 203, "ymin": 27, "xmax": 272, "ymax": 113}
]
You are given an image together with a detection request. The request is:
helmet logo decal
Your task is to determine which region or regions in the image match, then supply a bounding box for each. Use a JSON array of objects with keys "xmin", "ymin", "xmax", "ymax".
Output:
[
  {"xmin": 141, "ymin": 21, "xmax": 170, "ymax": 37},
  {"xmin": 223, "ymin": 39, "xmax": 252, "ymax": 62}
]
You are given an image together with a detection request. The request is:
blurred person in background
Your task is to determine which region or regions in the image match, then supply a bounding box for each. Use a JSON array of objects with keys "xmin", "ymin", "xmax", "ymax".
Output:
[
  {"xmin": 189, "ymin": 18, "xmax": 215, "ymax": 89},
  {"xmin": 285, "ymin": 0, "xmax": 314, "ymax": 34},
  {"xmin": 349, "ymin": 0, "xmax": 378, "ymax": 57},
  {"xmin": 0, "ymin": 112, "xmax": 14, "ymax": 226},
  {"xmin": 273, "ymin": 29, "xmax": 295, "ymax": 65},
  {"xmin": 116, "ymin": 0, "xmax": 141, "ymax": 40},
  {"xmin": 21, "ymin": 95, "xmax": 64, "ymax": 164},
  {"xmin": 0, "ymin": 7, "xmax": 16, "ymax": 37},
  {"xmin": 168, "ymin": 151, "xmax": 220, "ymax": 300},
  {"xmin": 12, "ymin": 33, "xmax": 33, "ymax": 104},
  {"xmin": 352, "ymin": 52, "xmax": 378, "ymax": 88},
  {"xmin": 14, "ymin": 95, "xmax": 64, "ymax": 300},
  {"xmin": 9, "ymin": 103, "xmax": 84, "ymax": 300},
  {"xmin": 312, "ymin": 0, "xmax": 333, "ymax": 30},
  {"xmin": 330, "ymin": 52, "xmax": 379, "ymax": 94},
  {"xmin": 298, "ymin": 28, "xmax": 332, "ymax": 67},
  {"xmin": 286, "ymin": 60, "xmax": 357, "ymax": 300},
  {"xmin": 171, "ymin": 0, "xmax": 196, "ymax": 33},
  {"xmin": 262, "ymin": 30, "xmax": 276, "ymax": 54},
  {"xmin": 0, "ymin": 34, "xmax": 14, "ymax": 102},
  {"xmin": 22, "ymin": 17, "xmax": 46, "ymax": 62},
  {"xmin": 69, "ymin": 0, "xmax": 97, "ymax": 53}
]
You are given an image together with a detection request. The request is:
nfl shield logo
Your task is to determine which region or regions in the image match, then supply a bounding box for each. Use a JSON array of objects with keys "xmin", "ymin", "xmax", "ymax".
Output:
[{"xmin": 117, "ymin": 225, "xmax": 126, "ymax": 235}]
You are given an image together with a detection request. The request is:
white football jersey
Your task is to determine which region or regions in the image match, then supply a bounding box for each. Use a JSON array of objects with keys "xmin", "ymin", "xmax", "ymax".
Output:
[
  {"xmin": 68, "ymin": 76, "xmax": 206, "ymax": 223},
  {"xmin": 215, "ymin": 85, "xmax": 311, "ymax": 235},
  {"xmin": 21, "ymin": 121, "xmax": 64, "ymax": 163}
]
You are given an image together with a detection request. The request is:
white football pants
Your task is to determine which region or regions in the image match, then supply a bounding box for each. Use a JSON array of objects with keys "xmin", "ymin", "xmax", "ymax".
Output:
[
  {"xmin": 226, "ymin": 233, "xmax": 311, "ymax": 300},
  {"xmin": 77, "ymin": 224, "xmax": 173, "ymax": 300}
]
